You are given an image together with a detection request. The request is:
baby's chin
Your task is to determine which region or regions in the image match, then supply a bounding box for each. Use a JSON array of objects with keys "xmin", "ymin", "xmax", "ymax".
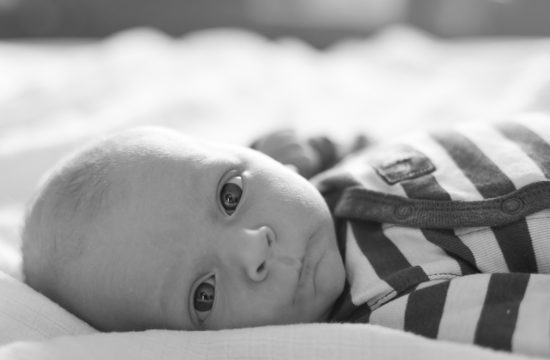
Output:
[
  {"xmin": 314, "ymin": 245, "xmax": 346, "ymax": 318},
  {"xmin": 296, "ymin": 220, "xmax": 345, "ymax": 323},
  {"xmin": 312, "ymin": 228, "xmax": 345, "ymax": 314}
]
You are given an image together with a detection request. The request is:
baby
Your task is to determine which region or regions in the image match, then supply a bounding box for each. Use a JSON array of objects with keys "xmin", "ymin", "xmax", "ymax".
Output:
[
  {"xmin": 22, "ymin": 128, "xmax": 346, "ymax": 332},
  {"xmin": 22, "ymin": 115, "xmax": 550, "ymax": 357}
]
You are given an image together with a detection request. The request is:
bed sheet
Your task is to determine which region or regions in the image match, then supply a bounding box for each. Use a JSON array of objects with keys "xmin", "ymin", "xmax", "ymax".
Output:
[{"xmin": 1, "ymin": 26, "xmax": 550, "ymax": 359}]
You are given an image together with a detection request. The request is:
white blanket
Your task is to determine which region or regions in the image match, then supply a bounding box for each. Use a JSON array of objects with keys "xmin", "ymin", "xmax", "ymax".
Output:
[
  {"xmin": 1, "ymin": 26, "xmax": 550, "ymax": 359},
  {"xmin": 0, "ymin": 322, "xmax": 538, "ymax": 360}
]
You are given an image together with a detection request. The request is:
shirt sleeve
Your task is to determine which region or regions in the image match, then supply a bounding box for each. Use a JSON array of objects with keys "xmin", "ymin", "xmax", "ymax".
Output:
[{"xmin": 368, "ymin": 273, "xmax": 550, "ymax": 357}]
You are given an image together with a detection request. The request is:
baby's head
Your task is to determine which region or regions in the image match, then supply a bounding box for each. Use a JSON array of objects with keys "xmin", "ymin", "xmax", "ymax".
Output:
[{"xmin": 22, "ymin": 127, "xmax": 345, "ymax": 331}]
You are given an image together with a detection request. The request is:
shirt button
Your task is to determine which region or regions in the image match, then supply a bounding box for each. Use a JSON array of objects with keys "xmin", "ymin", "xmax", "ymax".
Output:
[
  {"xmin": 501, "ymin": 198, "xmax": 523, "ymax": 214},
  {"xmin": 394, "ymin": 204, "xmax": 413, "ymax": 219}
]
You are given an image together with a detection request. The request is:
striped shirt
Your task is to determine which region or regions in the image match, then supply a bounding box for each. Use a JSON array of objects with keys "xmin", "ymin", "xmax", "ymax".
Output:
[{"xmin": 313, "ymin": 113, "xmax": 550, "ymax": 357}]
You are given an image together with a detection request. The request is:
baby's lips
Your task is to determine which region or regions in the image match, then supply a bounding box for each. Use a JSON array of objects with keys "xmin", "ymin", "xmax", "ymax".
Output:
[{"xmin": 273, "ymin": 254, "xmax": 302, "ymax": 270}]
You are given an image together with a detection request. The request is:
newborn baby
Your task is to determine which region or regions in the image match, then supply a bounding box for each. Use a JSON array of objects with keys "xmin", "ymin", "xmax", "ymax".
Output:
[
  {"xmin": 22, "ymin": 117, "xmax": 550, "ymax": 357},
  {"xmin": 22, "ymin": 128, "xmax": 346, "ymax": 331}
]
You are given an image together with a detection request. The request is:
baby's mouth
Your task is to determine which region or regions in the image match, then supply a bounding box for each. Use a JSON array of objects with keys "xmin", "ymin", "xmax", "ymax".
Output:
[
  {"xmin": 274, "ymin": 254, "xmax": 302, "ymax": 269},
  {"xmin": 293, "ymin": 229, "xmax": 321, "ymax": 302},
  {"xmin": 297, "ymin": 256, "xmax": 314, "ymax": 287}
]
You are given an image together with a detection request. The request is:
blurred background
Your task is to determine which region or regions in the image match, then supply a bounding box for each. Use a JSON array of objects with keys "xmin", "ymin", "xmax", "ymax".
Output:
[{"xmin": 1, "ymin": 0, "xmax": 550, "ymax": 46}]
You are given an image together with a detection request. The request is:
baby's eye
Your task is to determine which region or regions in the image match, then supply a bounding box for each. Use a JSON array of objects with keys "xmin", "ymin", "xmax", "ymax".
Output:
[
  {"xmin": 220, "ymin": 176, "xmax": 243, "ymax": 215},
  {"xmin": 193, "ymin": 276, "xmax": 215, "ymax": 322}
]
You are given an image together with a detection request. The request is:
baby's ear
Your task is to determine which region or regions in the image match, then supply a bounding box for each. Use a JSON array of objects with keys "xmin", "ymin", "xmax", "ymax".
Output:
[{"xmin": 285, "ymin": 164, "xmax": 299, "ymax": 173}]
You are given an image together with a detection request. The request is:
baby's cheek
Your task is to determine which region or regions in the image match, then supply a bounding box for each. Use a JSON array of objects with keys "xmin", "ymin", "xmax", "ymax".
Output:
[{"xmin": 314, "ymin": 247, "xmax": 346, "ymax": 302}]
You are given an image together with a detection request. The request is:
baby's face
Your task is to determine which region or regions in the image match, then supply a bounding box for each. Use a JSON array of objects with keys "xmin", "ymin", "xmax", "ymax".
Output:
[{"xmin": 76, "ymin": 129, "xmax": 345, "ymax": 331}]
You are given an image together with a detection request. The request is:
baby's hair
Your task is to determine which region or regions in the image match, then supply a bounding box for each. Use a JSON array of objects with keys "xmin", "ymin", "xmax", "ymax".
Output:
[
  {"xmin": 22, "ymin": 139, "xmax": 117, "ymax": 301},
  {"xmin": 21, "ymin": 127, "xmax": 187, "ymax": 318}
]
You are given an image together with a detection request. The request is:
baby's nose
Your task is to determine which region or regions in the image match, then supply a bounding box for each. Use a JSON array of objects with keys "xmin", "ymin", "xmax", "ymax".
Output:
[{"xmin": 242, "ymin": 225, "xmax": 275, "ymax": 282}]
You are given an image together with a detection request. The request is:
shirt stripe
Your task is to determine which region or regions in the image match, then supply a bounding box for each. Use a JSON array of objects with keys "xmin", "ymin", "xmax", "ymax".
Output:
[
  {"xmin": 369, "ymin": 294, "xmax": 407, "ymax": 331},
  {"xmin": 345, "ymin": 222, "xmax": 391, "ymax": 307},
  {"xmin": 497, "ymin": 121, "xmax": 550, "ymax": 179},
  {"xmin": 511, "ymin": 274, "xmax": 550, "ymax": 356},
  {"xmin": 421, "ymin": 229, "xmax": 478, "ymax": 275},
  {"xmin": 407, "ymin": 133, "xmax": 483, "ymax": 201},
  {"xmin": 437, "ymin": 275, "xmax": 489, "ymax": 344},
  {"xmin": 459, "ymin": 125, "xmax": 547, "ymax": 188},
  {"xmin": 432, "ymin": 131, "xmax": 516, "ymax": 198},
  {"xmin": 491, "ymin": 219, "xmax": 538, "ymax": 273},
  {"xmin": 351, "ymin": 221, "xmax": 429, "ymax": 291},
  {"xmin": 404, "ymin": 280, "xmax": 450, "ymax": 339},
  {"xmin": 454, "ymin": 227, "xmax": 509, "ymax": 273},
  {"xmin": 474, "ymin": 273, "xmax": 529, "ymax": 351},
  {"xmin": 525, "ymin": 209, "xmax": 550, "ymax": 274},
  {"xmin": 383, "ymin": 226, "xmax": 462, "ymax": 279}
]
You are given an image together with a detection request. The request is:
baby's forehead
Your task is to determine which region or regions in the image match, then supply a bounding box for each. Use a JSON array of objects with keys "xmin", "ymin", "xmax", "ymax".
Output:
[
  {"xmin": 107, "ymin": 128, "xmax": 208, "ymax": 163},
  {"xmin": 121, "ymin": 128, "xmax": 252, "ymax": 162},
  {"xmin": 113, "ymin": 127, "xmax": 198, "ymax": 153},
  {"xmin": 104, "ymin": 128, "xmax": 253, "ymax": 182}
]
